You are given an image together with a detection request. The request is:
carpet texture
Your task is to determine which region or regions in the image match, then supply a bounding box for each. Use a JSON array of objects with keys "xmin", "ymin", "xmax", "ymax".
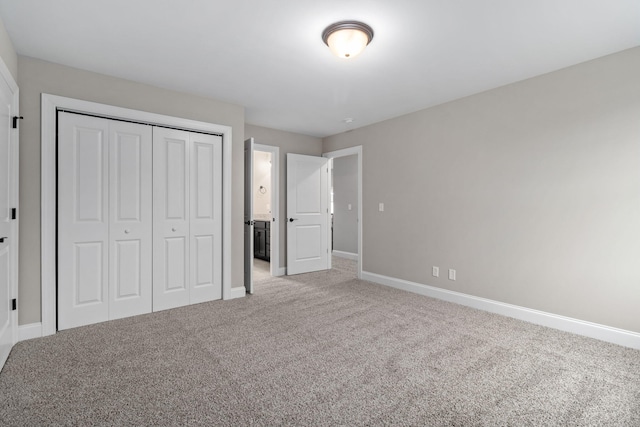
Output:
[{"xmin": 1, "ymin": 257, "xmax": 639, "ymax": 426}]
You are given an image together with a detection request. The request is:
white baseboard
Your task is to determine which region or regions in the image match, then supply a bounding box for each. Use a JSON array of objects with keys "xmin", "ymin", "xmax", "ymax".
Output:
[
  {"xmin": 226, "ymin": 286, "xmax": 246, "ymax": 300},
  {"xmin": 18, "ymin": 323, "xmax": 43, "ymax": 342},
  {"xmin": 332, "ymin": 250, "xmax": 358, "ymax": 261},
  {"xmin": 275, "ymin": 267, "xmax": 286, "ymax": 276},
  {"xmin": 361, "ymin": 271, "xmax": 640, "ymax": 350}
]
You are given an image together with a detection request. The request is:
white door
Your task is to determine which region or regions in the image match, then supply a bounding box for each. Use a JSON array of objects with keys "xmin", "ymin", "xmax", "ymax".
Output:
[
  {"xmin": 108, "ymin": 121, "xmax": 153, "ymax": 320},
  {"xmin": 286, "ymin": 153, "xmax": 329, "ymax": 275},
  {"xmin": 58, "ymin": 113, "xmax": 110, "ymax": 329},
  {"xmin": 0, "ymin": 71, "xmax": 17, "ymax": 369},
  {"xmin": 153, "ymin": 127, "xmax": 222, "ymax": 310},
  {"xmin": 189, "ymin": 132, "xmax": 222, "ymax": 304},
  {"xmin": 58, "ymin": 113, "xmax": 153, "ymax": 330},
  {"xmin": 244, "ymin": 138, "xmax": 254, "ymax": 294},
  {"xmin": 153, "ymin": 127, "xmax": 190, "ymax": 311}
]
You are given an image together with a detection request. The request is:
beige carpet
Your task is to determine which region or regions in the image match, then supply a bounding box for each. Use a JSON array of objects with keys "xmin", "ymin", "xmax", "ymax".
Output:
[{"xmin": 1, "ymin": 257, "xmax": 639, "ymax": 426}]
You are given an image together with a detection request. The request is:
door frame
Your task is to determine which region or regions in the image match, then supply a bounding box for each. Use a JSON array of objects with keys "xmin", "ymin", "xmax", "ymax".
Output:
[
  {"xmin": 254, "ymin": 143, "xmax": 280, "ymax": 277},
  {"xmin": 0, "ymin": 56, "xmax": 19, "ymax": 365},
  {"xmin": 41, "ymin": 94, "xmax": 235, "ymax": 337},
  {"xmin": 323, "ymin": 146, "xmax": 362, "ymax": 279}
]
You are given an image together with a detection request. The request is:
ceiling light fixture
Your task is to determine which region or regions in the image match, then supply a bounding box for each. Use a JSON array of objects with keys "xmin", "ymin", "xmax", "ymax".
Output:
[{"xmin": 322, "ymin": 21, "xmax": 374, "ymax": 59}]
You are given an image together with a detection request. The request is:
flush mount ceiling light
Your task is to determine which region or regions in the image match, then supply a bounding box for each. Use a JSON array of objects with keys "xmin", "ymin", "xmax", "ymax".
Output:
[{"xmin": 322, "ymin": 21, "xmax": 374, "ymax": 59}]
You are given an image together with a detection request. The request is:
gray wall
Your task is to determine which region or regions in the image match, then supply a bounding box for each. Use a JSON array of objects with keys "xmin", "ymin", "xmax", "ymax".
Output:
[
  {"xmin": 332, "ymin": 155, "xmax": 358, "ymax": 254},
  {"xmin": 244, "ymin": 124, "xmax": 323, "ymax": 270},
  {"xmin": 0, "ymin": 15, "xmax": 16, "ymax": 81},
  {"xmin": 18, "ymin": 56, "xmax": 245, "ymax": 325},
  {"xmin": 323, "ymin": 47, "xmax": 640, "ymax": 333}
]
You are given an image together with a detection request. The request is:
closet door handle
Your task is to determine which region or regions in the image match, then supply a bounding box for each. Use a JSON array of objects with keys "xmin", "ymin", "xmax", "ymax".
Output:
[
  {"xmin": 124, "ymin": 229, "xmax": 130, "ymax": 234},
  {"xmin": 172, "ymin": 227, "xmax": 177, "ymax": 232},
  {"xmin": 289, "ymin": 218, "xmax": 298, "ymax": 222}
]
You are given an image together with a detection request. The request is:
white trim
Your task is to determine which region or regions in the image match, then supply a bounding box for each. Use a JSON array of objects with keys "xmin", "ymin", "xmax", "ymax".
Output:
[
  {"xmin": 18, "ymin": 323, "xmax": 42, "ymax": 342},
  {"xmin": 0, "ymin": 54, "xmax": 19, "ymax": 355},
  {"xmin": 323, "ymin": 146, "xmax": 363, "ymax": 279},
  {"xmin": 254, "ymin": 144, "xmax": 280, "ymax": 278},
  {"xmin": 41, "ymin": 94, "xmax": 233, "ymax": 336},
  {"xmin": 10, "ymin": 84, "xmax": 18, "ymax": 347},
  {"xmin": 332, "ymin": 250, "xmax": 358, "ymax": 261},
  {"xmin": 276, "ymin": 267, "xmax": 286, "ymax": 276},
  {"xmin": 228, "ymin": 286, "xmax": 247, "ymax": 299},
  {"xmin": 362, "ymin": 271, "xmax": 640, "ymax": 350}
]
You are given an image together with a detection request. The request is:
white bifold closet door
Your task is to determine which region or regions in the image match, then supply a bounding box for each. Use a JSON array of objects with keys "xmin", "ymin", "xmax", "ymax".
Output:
[
  {"xmin": 152, "ymin": 127, "xmax": 222, "ymax": 311},
  {"xmin": 58, "ymin": 113, "xmax": 152, "ymax": 330}
]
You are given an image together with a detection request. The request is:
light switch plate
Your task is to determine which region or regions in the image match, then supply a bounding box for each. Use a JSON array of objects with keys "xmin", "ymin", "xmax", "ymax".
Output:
[
  {"xmin": 379, "ymin": 203, "xmax": 384, "ymax": 212},
  {"xmin": 432, "ymin": 266, "xmax": 439, "ymax": 277},
  {"xmin": 449, "ymin": 269, "xmax": 456, "ymax": 281}
]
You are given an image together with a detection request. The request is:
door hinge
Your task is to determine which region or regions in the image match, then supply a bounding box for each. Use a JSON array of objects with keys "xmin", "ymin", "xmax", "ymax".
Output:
[
  {"xmin": 11, "ymin": 299, "xmax": 16, "ymax": 311},
  {"xmin": 12, "ymin": 116, "xmax": 23, "ymax": 129},
  {"xmin": 11, "ymin": 208, "xmax": 16, "ymax": 220}
]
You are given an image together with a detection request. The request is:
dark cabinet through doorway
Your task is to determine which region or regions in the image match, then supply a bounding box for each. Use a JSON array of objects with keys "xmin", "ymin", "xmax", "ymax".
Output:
[{"xmin": 254, "ymin": 220, "xmax": 270, "ymax": 261}]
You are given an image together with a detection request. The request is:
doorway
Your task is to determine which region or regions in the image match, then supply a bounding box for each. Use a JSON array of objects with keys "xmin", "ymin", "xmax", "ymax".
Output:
[
  {"xmin": 330, "ymin": 153, "xmax": 359, "ymax": 279},
  {"xmin": 245, "ymin": 142, "xmax": 280, "ymax": 292},
  {"xmin": 323, "ymin": 146, "xmax": 362, "ymax": 279},
  {"xmin": 252, "ymin": 149, "xmax": 272, "ymax": 282}
]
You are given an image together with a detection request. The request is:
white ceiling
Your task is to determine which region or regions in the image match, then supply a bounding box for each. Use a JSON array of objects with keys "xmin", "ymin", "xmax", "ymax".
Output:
[{"xmin": 1, "ymin": 1, "xmax": 639, "ymax": 137}]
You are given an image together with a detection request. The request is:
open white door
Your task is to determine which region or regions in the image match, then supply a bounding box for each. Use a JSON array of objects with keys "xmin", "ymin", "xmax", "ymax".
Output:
[
  {"xmin": 0, "ymin": 67, "xmax": 17, "ymax": 369},
  {"xmin": 286, "ymin": 153, "xmax": 329, "ymax": 275},
  {"xmin": 244, "ymin": 138, "xmax": 254, "ymax": 294}
]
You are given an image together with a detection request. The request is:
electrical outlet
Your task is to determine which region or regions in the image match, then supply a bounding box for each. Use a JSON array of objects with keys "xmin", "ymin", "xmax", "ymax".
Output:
[
  {"xmin": 379, "ymin": 203, "xmax": 384, "ymax": 212},
  {"xmin": 348, "ymin": 203, "xmax": 352, "ymax": 211},
  {"xmin": 432, "ymin": 266, "xmax": 439, "ymax": 277},
  {"xmin": 448, "ymin": 269, "xmax": 456, "ymax": 281}
]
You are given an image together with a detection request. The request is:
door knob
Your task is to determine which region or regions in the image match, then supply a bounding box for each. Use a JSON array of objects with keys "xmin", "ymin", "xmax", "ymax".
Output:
[
  {"xmin": 124, "ymin": 229, "xmax": 130, "ymax": 234},
  {"xmin": 244, "ymin": 220, "xmax": 254, "ymax": 226},
  {"xmin": 289, "ymin": 218, "xmax": 298, "ymax": 222},
  {"xmin": 172, "ymin": 227, "xmax": 177, "ymax": 232},
  {"xmin": 0, "ymin": 237, "xmax": 6, "ymax": 243}
]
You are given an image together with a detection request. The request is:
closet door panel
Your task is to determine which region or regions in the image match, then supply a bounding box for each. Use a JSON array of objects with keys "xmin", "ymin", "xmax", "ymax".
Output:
[
  {"xmin": 165, "ymin": 237, "xmax": 188, "ymax": 290},
  {"xmin": 153, "ymin": 127, "xmax": 190, "ymax": 311},
  {"xmin": 58, "ymin": 113, "xmax": 110, "ymax": 330},
  {"xmin": 114, "ymin": 240, "xmax": 142, "ymax": 298},
  {"xmin": 166, "ymin": 141, "xmax": 187, "ymax": 219},
  {"xmin": 190, "ymin": 134, "xmax": 222, "ymax": 303},
  {"xmin": 194, "ymin": 235, "xmax": 213, "ymax": 288},
  {"xmin": 109, "ymin": 121, "xmax": 152, "ymax": 320}
]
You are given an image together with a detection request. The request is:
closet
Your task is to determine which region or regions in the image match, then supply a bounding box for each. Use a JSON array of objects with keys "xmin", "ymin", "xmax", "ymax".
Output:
[{"xmin": 57, "ymin": 112, "xmax": 222, "ymax": 330}]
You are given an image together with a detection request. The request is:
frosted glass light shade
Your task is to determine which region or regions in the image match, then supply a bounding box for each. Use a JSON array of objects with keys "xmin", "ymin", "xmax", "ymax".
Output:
[{"xmin": 322, "ymin": 21, "xmax": 374, "ymax": 59}]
